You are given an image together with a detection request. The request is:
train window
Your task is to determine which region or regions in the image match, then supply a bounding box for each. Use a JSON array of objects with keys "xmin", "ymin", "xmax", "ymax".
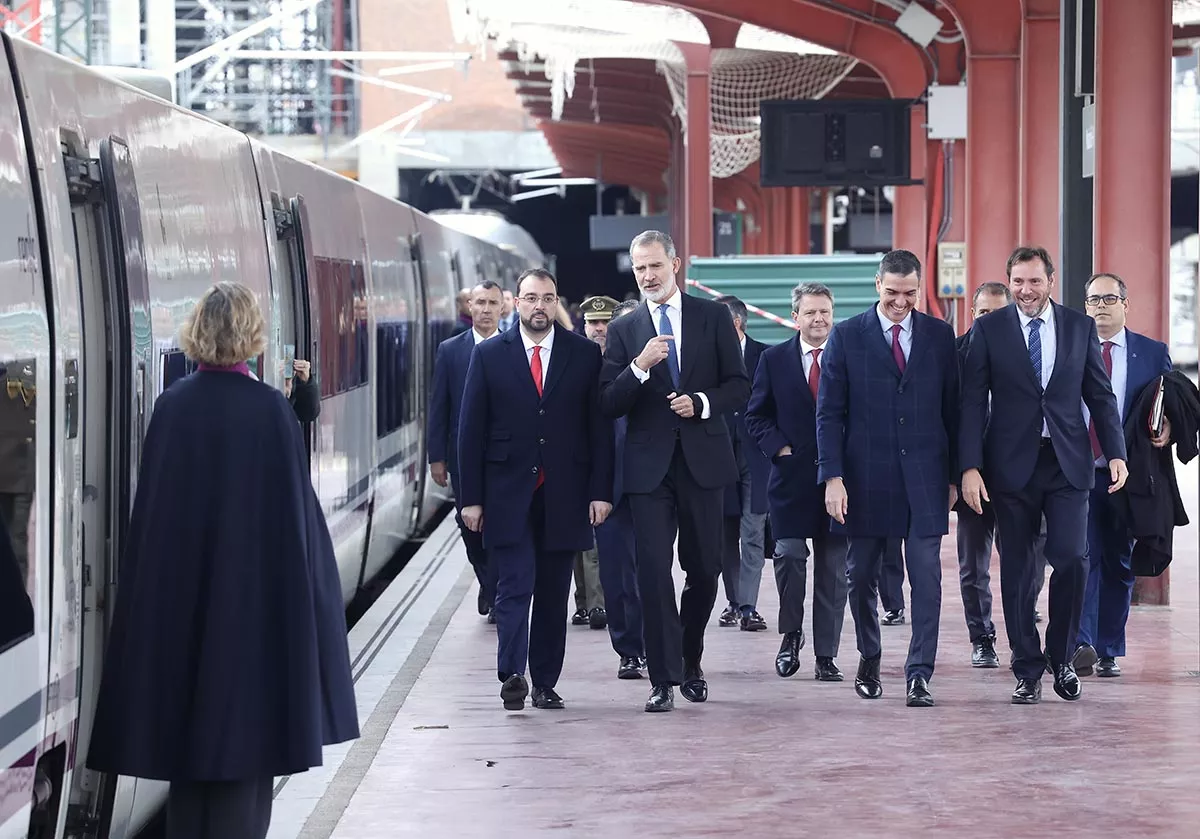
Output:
[
  {"xmin": 0, "ymin": 357, "xmax": 36, "ymax": 652},
  {"xmin": 313, "ymin": 256, "xmax": 368, "ymax": 397}
]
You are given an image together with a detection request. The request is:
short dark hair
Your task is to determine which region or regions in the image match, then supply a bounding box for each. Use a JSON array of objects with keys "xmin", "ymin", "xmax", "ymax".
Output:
[
  {"xmin": 878, "ymin": 249, "xmax": 922, "ymax": 280},
  {"xmin": 714, "ymin": 294, "xmax": 749, "ymax": 327},
  {"xmin": 1085, "ymin": 272, "xmax": 1128, "ymax": 299},
  {"xmin": 1006, "ymin": 246, "xmax": 1055, "ymax": 278},
  {"xmin": 473, "ymin": 279, "xmax": 502, "ymax": 294},
  {"xmin": 972, "ymin": 282, "xmax": 1012, "ymax": 306},
  {"xmin": 516, "ymin": 268, "xmax": 558, "ymax": 295}
]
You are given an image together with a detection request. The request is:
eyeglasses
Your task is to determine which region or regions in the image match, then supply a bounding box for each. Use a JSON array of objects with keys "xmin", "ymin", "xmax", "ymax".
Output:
[
  {"xmin": 519, "ymin": 294, "xmax": 559, "ymax": 306},
  {"xmin": 1085, "ymin": 294, "xmax": 1125, "ymax": 306}
]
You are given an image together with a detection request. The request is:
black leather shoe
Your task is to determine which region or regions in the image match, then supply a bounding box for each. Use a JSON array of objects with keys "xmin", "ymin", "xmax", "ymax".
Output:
[
  {"xmin": 775, "ymin": 631, "xmax": 805, "ymax": 677},
  {"xmin": 500, "ymin": 674, "xmax": 528, "ymax": 710},
  {"xmin": 571, "ymin": 608, "xmax": 589, "ymax": 626},
  {"xmin": 531, "ymin": 687, "xmax": 564, "ymax": 710},
  {"xmin": 1052, "ymin": 663, "xmax": 1082, "ymax": 701},
  {"xmin": 681, "ymin": 665, "xmax": 708, "ymax": 703},
  {"xmin": 718, "ymin": 606, "xmax": 739, "ymax": 627},
  {"xmin": 617, "ymin": 656, "xmax": 644, "ymax": 680},
  {"xmin": 487, "ymin": 607, "xmax": 496, "ymax": 625},
  {"xmin": 740, "ymin": 610, "xmax": 768, "ymax": 632},
  {"xmin": 906, "ymin": 676, "xmax": 934, "ymax": 707},
  {"xmin": 645, "ymin": 685, "xmax": 674, "ymax": 712},
  {"xmin": 1034, "ymin": 609, "xmax": 1043, "ymax": 624},
  {"xmin": 855, "ymin": 655, "xmax": 883, "ymax": 699},
  {"xmin": 882, "ymin": 608, "xmax": 906, "ymax": 626},
  {"xmin": 1096, "ymin": 657, "xmax": 1122, "ymax": 677},
  {"xmin": 1071, "ymin": 643, "xmax": 1098, "ymax": 677},
  {"xmin": 588, "ymin": 607, "xmax": 607, "ymax": 630},
  {"xmin": 814, "ymin": 656, "xmax": 843, "ymax": 682},
  {"xmin": 1011, "ymin": 678, "xmax": 1042, "ymax": 704},
  {"xmin": 477, "ymin": 589, "xmax": 489, "ymax": 616},
  {"xmin": 972, "ymin": 636, "xmax": 1000, "ymax": 668}
]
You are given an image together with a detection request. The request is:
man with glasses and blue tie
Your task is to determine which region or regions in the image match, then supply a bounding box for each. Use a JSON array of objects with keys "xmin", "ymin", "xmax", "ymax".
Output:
[
  {"xmin": 960, "ymin": 246, "xmax": 1127, "ymax": 706},
  {"xmin": 599, "ymin": 230, "xmax": 750, "ymax": 713}
]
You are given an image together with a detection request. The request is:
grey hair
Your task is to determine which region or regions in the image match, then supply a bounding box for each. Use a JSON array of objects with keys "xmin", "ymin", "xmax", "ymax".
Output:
[
  {"xmin": 629, "ymin": 230, "xmax": 677, "ymax": 260},
  {"xmin": 972, "ymin": 281, "xmax": 1012, "ymax": 306},
  {"xmin": 612, "ymin": 299, "xmax": 640, "ymax": 319},
  {"xmin": 714, "ymin": 294, "xmax": 749, "ymax": 328},
  {"xmin": 791, "ymin": 282, "xmax": 834, "ymax": 312}
]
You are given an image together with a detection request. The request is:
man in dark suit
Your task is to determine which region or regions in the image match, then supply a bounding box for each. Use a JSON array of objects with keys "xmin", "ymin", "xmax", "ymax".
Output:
[
  {"xmin": 458, "ymin": 269, "xmax": 613, "ymax": 711},
  {"xmin": 714, "ymin": 295, "xmax": 770, "ymax": 632},
  {"xmin": 961, "ymin": 246, "xmax": 1127, "ymax": 705},
  {"xmin": 1074, "ymin": 272, "xmax": 1172, "ymax": 678},
  {"xmin": 428, "ymin": 280, "xmax": 503, "ymax": 619},
  {"xmin": 600, "ymin": 230, "xmax": 750, "ymax": 713},
  {"xmin": 817, "ymin": 249, "xmax": 959, "ymax": 707},
  {"xmin": 594, "ymin": 298, "xmax": 648, "ymax": 679},
  {"xmin": 745, "ymin": 282, "xmax": 849, "ymax": 682}
]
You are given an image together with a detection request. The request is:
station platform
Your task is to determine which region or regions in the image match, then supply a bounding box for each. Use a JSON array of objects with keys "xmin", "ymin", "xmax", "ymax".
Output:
[{"xmin": 270, "ymin": 464, "xmax": 1200, "ymax": 839}]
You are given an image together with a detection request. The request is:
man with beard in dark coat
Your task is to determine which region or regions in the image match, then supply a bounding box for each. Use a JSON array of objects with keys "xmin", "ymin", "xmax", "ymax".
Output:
[{"xmin": 87, "ymin": 282, "xmax": 358, "ymax": 839}]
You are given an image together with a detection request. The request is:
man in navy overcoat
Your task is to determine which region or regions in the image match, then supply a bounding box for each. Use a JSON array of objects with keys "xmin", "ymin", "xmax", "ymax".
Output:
[
  {"xmin": 458, "ymin": 269, "xmax": 613, "ymax": 711},
  {"xmin": 817, "ymin": 249, "xmax": 959, "ymax": 707},
  {"xmin": 428, "ymin": 280, "xmax": 503, "ymax": 616}
]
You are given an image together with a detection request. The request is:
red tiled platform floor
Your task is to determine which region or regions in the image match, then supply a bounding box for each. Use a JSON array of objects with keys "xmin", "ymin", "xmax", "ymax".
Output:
[{"xmin": 332, "ymin": 466, "xmax": 1200, "ymax": 838}]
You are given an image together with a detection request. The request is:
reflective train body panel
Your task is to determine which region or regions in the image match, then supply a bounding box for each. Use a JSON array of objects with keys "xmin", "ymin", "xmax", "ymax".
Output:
[{"xmin": 0, "ymin": 35, "xmax": 532, "ymax": 839}]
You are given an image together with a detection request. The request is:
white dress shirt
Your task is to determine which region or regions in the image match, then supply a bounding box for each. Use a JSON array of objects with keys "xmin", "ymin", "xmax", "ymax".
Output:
[
  {"xmin": 1081, "ymin": 327, "xmax": 1127, "ymax": 466},
  {"xmin": 800, "ymin": 337, "xmax": 828, "ymax": 381},
  {"xmin": 1016, "ymin": 301, "xmax": 1056, "ymax": 436},
  {"xmin": 629, "ymin": 288, "xmax": 711, "ymax": 419},
  {"xmin": 875, "ymin": 305, "xmax": 913, "ymax": 361},
  {"xmin": 473, "ymin": 327, "xmax": 498, "ymax": 345},
  {"xmin": 520, "ymin": 326, "xmax": 554, "ymax": 389}
]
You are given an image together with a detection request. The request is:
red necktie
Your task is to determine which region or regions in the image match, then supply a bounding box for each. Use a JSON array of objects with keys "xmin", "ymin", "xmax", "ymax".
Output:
[
  {"xmin": 808, "ymin": 348, "xmax": 822, "ymax": 401},
  {"xmin": 531, "ymin": 345, "xmax": 544, "ymax": 489},
  {"xmin": 1089, "ymin": 340, "xmax": 1114, "ymax": 458},
  {"xmin": 891, "ymin": 324, "xmax": 906, "ymax": 373}
]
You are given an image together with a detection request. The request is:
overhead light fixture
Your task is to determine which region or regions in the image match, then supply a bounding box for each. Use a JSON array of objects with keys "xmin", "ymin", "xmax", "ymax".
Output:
[
  {"xmin": 512, "ymin": 186, "xmax": 565, "ymax": 202},
  {"xmin": 516, "ymin": 177, "xmax": 595, "ymax": 187}
]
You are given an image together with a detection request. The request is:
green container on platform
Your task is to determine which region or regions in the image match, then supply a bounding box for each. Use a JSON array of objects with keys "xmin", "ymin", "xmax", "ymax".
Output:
[{"xmin": 686, "ymin": 254, "xmax": 884, "ymax": 345}]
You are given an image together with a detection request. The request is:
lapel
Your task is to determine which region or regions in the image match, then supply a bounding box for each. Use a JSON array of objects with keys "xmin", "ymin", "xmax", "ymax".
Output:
[
  {"xmin": 1123, "ymin": 330, "xmax": 1147, "ymax": 416},
  {"xmin": 502, "ymin": 327, "xmax": 542, "ymax": 406},
  {"xmin": 787, "ymin": 335, "xmax": 815, "ymax": 409},
  {"xmin": 1004, "ymin": 304, "xmax": 1044, "ymax": 391},
  {"xmin": 1044, "ymin": 302, "xmax": 1072, "ymax": 392},
  {"xmin": 900, "ymin": 311, "xmax": 931, "ymax": 388},
  {"xmin": 860, "ymin": 307, "xmax": 902, "ymax": 380},
  {"xmin": 453, "ymin": 329, "xmax": 475, "ymax": 383},
  {"xmin": 633, "ymin": 299, "xmax": 673, "ymax": 390},
  {"xmin": 541, "ymin": 324, "xmax": 571, "ymax": 400},
  {"xmin": 678, "ymin": 293, "xmax": 702, "ymax": 392}
]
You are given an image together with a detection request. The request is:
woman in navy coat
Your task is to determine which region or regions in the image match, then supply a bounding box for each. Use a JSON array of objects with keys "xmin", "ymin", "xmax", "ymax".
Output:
[{"xmin": 87, "ymin": 282, "xmax": 358, "ymax": 839}]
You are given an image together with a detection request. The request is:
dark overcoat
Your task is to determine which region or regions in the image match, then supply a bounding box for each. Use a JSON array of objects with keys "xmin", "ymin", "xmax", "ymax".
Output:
[{"xmin": 86, "ymin": 370, "xmax": 359, "ymax": 782}]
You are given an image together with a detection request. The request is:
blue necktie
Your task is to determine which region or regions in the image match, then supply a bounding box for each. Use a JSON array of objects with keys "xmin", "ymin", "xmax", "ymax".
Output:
[
  {"xmin": 658, "ymin": 303, "xmax": 680, "ymax": 389},
  {"xmin": 1028, "ymin": 317, "xmax": 1043, "ymax": 385}
]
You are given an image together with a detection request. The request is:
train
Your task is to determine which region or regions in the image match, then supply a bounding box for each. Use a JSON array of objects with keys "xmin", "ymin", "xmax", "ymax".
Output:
[{"xmin": 0, "ymin": 34, "xmax": 539, "ymax": 839}]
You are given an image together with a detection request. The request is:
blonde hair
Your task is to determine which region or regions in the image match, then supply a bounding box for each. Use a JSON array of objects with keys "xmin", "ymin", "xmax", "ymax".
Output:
[{"xmin": 179, "ymin": 282, "xmax": 267, "ymax": 366}]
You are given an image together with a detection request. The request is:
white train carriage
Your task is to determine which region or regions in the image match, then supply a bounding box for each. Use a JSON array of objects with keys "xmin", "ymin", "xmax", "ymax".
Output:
[{"xmin": 0, "ymin": 33, "xmax": 535, "ymax": 839}]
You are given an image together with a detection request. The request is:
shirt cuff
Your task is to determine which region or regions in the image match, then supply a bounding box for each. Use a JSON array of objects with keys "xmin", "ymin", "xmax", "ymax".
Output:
[
  {"xmin": 697, "ymin": 392, "xmax": 710, "ymax": 420},
  {"xmin": 630, "ymin": 360, "xmax": 649, "ymax": 383}
]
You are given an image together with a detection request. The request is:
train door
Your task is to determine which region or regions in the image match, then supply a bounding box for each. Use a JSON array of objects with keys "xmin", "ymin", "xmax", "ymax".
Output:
[
  {"xmin": 59, "ymin": 136, "xmax": 152, "ymax": 839},
  {"xmin": 408, "ymin": 232, "xmax": 431, "ymax": 535},
  {"xmin": 270, "ymin": 191, "xmax": 314, "ymax": 464}
]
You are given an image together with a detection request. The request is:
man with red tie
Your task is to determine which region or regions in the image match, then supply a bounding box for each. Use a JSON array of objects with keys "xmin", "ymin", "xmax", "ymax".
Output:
[
  {"xmin": 745, "ymin": 283, "xmax": 849, "ymax": 682},
  {"xmin": 458, "ymin": 269, "xmax": 613, "ymax": 711}
]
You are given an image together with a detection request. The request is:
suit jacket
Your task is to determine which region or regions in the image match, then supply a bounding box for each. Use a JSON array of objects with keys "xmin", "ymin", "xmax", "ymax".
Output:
[
  {"xmin": 723, "ymin": 336, "xmax": 770, "ymax": 515},
  {"xmin": 817, "ymin": 307, "xmax": 960, "ymax": 538},
  {"xmin": 960, "ymin": 302, "xmax": 1125, "ymax": 493},
  {"xmin": 745, "ymin": 334, "xmax": 828, "ymax": 540},
  {"xmin": 599, "ymin": 294, "xmax": 750, "ymax": 493},
  {"xmin": 457, "ymin": 324, "xmax": 613, "ymax": 551},
  {"xmin": 1118, "ymin": 330, "xmax": 1172, "ymax": 419},
  {"xmin": 427, "ymin": 329, "xmax": 476, "ymax": 476},
  {"xmin": 612, "ymin": 417, "xmax": 628, "ymax": 507}
]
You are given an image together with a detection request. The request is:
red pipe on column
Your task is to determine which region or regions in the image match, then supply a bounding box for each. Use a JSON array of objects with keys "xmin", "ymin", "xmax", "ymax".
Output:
[{"xmin": 924, "ymin": 142, "xmax": 945, "ymax": 318}]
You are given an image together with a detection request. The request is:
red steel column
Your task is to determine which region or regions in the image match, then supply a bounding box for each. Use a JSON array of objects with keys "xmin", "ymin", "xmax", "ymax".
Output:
[
  {"xmin": 1018, "ymin": 4, "xmax": 1060, "ymax": 249},
  {"xmin": 678, "ymin": 42, "xmax": 713, "ymax": 279},
  {"xmin": 893, "ymin": 103, "xmax": 927, "ymax": 261},
  {"xmin": 966, "ymin": 56, "xmax": 1020, "ymax": 299},
  {"xmin": 1093, "ymin": 0, "xmax": 1172, "ymax": 605}
]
